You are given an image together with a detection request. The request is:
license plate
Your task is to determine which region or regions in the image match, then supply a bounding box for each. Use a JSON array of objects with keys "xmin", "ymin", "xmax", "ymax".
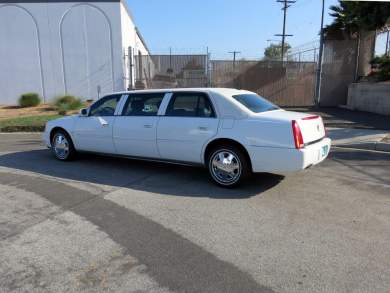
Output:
[{"xmin": 321, "ymin": 145, "xmax": 329, "ymax": 157}]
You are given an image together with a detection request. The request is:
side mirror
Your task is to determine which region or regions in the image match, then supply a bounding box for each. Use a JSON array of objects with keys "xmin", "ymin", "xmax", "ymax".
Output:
[{"xmin": 79, "ymin": 108, "xmax": 88, "ymax": 117}]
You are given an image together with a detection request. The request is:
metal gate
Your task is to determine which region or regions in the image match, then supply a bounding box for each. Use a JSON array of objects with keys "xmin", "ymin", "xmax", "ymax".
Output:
[{"xmin": 210, "ymin": 58, "xmax": 317, "ymax": 106}]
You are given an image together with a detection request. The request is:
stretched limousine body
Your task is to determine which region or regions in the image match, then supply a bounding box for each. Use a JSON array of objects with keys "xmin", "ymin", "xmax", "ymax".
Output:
[{"xmin": 43, "ymin": 88, "xmax": 331, "ymax": 187}]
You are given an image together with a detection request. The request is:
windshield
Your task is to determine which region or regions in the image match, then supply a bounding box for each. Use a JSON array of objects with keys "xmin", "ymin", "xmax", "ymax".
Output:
[{"xmin": 232, "ymin": 94, "xmax": 279, "ymax": 113}]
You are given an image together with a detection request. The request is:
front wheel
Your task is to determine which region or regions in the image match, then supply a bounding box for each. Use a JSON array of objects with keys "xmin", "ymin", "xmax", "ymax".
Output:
[
  {"xmin": 208, "ymin": 145, "xmax": 250, "ymax": 187},
  {"xmin": 51, "ymin": 130, "xmax": 76, "ymax": 161}
]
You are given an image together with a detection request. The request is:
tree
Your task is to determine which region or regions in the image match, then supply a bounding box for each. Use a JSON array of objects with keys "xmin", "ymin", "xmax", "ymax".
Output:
[
  {"xmin": 325, "ymin": 1, "xmax": 390, "ymax": 38},
  {"xmin": 325, "ymin": 1, "xmax": 390, "ymax": 78},
  {"xmin": 263, "ymin": 43, "xmax": 291, "ymax": 60}
]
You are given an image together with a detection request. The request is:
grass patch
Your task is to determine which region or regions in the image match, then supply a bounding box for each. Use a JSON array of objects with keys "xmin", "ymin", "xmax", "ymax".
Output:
[
  {"xmin": 0, "ymin": 114, "xmax": 62, "ymax": 132},
  {"xmin": 54, "ymin": 95, "xmax": 83, "ymax": 115}
]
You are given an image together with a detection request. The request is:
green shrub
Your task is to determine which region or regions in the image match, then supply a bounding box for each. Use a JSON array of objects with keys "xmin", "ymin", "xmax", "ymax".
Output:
[
  {"xmin": 54, "ymin": 95, "xmax": 83, "ymax": 115},
  {"xmin": 18, "ymin": 93, "xmax": 41, "ymax": 107},
  {"xmin": 370, "ymin": 55, "xmax": 390, "ymax": 81}
]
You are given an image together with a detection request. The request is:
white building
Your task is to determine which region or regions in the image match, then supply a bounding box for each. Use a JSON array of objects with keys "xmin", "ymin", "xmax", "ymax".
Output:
[{"xmin": 0, "ymin": 0, "xmax": 149, "ymax": 105}]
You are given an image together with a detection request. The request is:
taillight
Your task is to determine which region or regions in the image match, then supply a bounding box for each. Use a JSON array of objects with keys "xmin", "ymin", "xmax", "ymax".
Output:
[
  {"xmin": 302, "ymin": 115, "xmax": 320, "ymax": 120},
  {"xmin": 292, "ymin": 120, "xmax": 304, "ymax": 149}
]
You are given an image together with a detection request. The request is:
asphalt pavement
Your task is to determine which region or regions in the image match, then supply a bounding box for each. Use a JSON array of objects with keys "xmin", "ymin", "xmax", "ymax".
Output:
[
  {"xmin": 0, "ymin": 133, "xmax": 389, "ymax": 293},
  {"xmin": 286, "ymin": 106, "xmax": 390, "ymax": 130}
]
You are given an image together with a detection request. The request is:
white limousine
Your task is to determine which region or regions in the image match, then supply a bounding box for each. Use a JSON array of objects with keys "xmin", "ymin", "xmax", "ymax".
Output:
[{"xmin": 43, "ymin": 88, "xmax": 331, "ymax": 187}]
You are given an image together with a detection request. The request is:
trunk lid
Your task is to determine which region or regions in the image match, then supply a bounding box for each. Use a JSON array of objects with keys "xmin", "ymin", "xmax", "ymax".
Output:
[
  {"xmin": 297, "ymin": 115, "xmax": 326, "ymax": 144},
  {"xmin": 254, "ymin": 110, "xmax": 326, "ymax": 145}
]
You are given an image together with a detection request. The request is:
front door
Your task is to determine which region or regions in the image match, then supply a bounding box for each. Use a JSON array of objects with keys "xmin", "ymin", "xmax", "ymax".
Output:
[
  {"xmin": 73, "ymin": 94, "xmax": 122, "ymax": 153},
  {"xmin": 157, "ymin": 92, "xmax": 219, "ymax": 163},
  {"xmin": 113, "ymin": 93, "xmax": 166, "ymax": 158}
]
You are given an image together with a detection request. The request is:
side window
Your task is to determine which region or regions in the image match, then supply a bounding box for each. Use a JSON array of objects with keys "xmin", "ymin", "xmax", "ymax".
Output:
[
  {"xmin": 89, "ymin": 95, "xmax": 121, "ymax": 117},
  {"xmin": 122, "ymin": 93, "xmax": 165, "ymax": 116},
  {"xmin": 166, "ymin": 93, "xmax": 215, "ymax": 118},
  {"xmin": 198, "ymin": 95, "xmax": 214, "ymax": 118}
]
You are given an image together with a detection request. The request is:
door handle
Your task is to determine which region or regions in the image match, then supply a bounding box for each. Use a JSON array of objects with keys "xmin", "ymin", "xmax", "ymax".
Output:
[
  {"xmin": 198, "ymin": 126, "xmax": 208, "ymax": 131},
  {"xmin": 98, "ymin": 117, "xmax": 109, "ymax": 126},
  {"xmin": 144, "ymin": 124, "xmax": 153, "ymax": 128}
]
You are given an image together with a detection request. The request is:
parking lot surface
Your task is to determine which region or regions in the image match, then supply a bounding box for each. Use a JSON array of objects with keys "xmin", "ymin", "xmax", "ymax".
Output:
[{"xmin": 0, "ymin": 133, "xmax": 389, "ymax": 293}]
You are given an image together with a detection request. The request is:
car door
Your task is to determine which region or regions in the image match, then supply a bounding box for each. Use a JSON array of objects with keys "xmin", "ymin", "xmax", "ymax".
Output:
[
  {"xmin": 73, "ymin": 94, "xmax": 123, "ymax": 153},
  {"xmin": 157, "ymin": 92, "xmax": 219, "ymax": 163},
  {"xmin": 113, "ymin": 92, "xmax": 166, "ymax": 158}
]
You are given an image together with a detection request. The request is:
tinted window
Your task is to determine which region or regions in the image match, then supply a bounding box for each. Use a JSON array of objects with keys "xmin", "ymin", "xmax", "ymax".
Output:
[
  {"xmin": 89, "ymin": 95, "xmax": 121, "ymax": 116},
  {"xmin": 198, "ymin": 95, "xmax": 214, "ymax": 117},
  {"xmin": 122, "ymin": 93, "xmax": 165, "ymax": 116},
  {"xmin": 232, "ymin": 94, "xmax": 279, "ymax": 113},
  {"xmin": 166, "ymin": 93, "xmax": 215, "ymax": 118}
]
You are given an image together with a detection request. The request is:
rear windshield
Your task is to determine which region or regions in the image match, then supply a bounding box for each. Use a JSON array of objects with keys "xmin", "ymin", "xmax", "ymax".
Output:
[{"xmin": 232, "ymin": 94, "xmax": 279, "ymax": 113}]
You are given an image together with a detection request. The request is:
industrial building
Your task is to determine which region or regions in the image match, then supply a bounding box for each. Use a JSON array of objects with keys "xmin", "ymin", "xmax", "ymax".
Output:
[{"xmin": 0, "ymin": 0, "xmax": 149, "ymax": 104}]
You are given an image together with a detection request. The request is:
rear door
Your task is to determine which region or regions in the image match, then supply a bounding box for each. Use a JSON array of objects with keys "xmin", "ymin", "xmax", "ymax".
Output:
[
  {"xmin": 73, "ymin": 94, "xmax": 122, "ymax": 153},
  {"xmin": 157, "ymin": 92, "xmax": 219, "ymax": 163},
  {"xmin": 113, "ymin": 92, "xmax": 165, "ymax": 158}
]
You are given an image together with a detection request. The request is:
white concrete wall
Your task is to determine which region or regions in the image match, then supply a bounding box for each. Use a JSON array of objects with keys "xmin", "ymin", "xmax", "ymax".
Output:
[
  {"xmin": 119, "ymin": 2, "xmax": 150, "ymax": 90},
  {"xmin": 0, "ymin": 1, "xmax": 146, "ymax": 105},
  {"xmin": 347, "ymin": 82, "xmax": 390, "ymax": 115}
]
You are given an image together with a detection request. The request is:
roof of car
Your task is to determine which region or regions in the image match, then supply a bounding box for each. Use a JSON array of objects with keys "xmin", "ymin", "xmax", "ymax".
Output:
[{"xmin": 111, "ymin": 88, "xmax": 251, "ymax": 96}]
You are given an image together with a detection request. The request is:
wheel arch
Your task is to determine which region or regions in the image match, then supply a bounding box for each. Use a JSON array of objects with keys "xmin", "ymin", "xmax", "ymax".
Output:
[
  {"xmin": 203, "ymin": 138, "xmax": 253, "ymax": 172},
  {"xmin": 50, "ymin": 127, "xmax": 74, "ymax": 146}
]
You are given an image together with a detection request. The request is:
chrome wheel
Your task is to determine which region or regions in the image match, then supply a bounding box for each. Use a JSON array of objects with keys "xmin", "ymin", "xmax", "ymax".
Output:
[
  {"xmin": 210, "ymin": 149, "xmax": 242, "ymax": 185},
  {"xmin": 53, "ymin": 133, "xmax": 69, "ymax": 160}
]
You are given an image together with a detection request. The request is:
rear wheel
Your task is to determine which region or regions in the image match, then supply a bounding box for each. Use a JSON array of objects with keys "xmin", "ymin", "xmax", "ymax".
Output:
[
  {"xmin": 207, "ymin": 145, "xmax": 250, "ymax": 187},
  {"xmin": 51, "ymin": 130, "xmax": 76, "ymax": 161}
]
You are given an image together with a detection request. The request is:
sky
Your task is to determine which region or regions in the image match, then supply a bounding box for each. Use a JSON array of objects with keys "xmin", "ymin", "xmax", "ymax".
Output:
[{"xmin": 127, "ymin": 0, "xmax": 340, "ymax": 59}]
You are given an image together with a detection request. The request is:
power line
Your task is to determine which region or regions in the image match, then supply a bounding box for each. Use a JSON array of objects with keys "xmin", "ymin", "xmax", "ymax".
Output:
[{"xmin": 275, "ymin": 0, "xmax": 296, "ymax": 61}]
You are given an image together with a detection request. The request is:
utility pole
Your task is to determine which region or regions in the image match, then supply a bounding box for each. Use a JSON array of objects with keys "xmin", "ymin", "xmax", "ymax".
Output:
[
  {"xmin": 169, "ymin": 47, "xmax": 172, "ymax": 72},
  {"xmin": 275, "ymin": 0, "xmax": 295, "ymax": 61},
  {"xmin": 128, "ymin": 46, "xmax": 134, "ymax": 90},
  {"xmin": 206, "ymin": 46, "xmax": 211, "ymax": 86},
  {"xmin": 385, "ymin": 28, "xmax": 389, "ymax": 56},
  {"xmin": 315, "ymin": 0, "xmax": 325, "ymax": 107},
  {"xmin": 228, "ymin": 51, "xmax": 241, "ymax": 71}
]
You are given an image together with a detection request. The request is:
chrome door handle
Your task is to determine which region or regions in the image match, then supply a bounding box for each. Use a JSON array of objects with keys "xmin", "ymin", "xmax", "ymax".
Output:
[
  {"xmin": 98, "ymin": 117, "xmax": 109, "ymax": 126},
  {"xmin": 144, "ymin": 124, "xmax": 153, "ymax": 128}
]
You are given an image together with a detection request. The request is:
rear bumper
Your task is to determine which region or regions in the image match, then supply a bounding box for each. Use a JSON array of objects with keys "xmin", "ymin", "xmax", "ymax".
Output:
[{"xmin": 248, "ymin": 137, "xmax": 331, "ymax": 173}]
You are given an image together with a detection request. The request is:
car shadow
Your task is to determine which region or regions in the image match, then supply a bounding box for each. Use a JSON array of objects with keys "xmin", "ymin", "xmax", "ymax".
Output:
[{"xmin": 0, "ymin": 149, "xmax": 284, "ymax": 199}]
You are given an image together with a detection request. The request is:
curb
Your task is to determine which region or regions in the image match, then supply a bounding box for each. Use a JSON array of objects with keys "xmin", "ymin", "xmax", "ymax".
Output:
[{"xmin": 335, "ymin": 142, "xmax": 390, "ymax": 153}]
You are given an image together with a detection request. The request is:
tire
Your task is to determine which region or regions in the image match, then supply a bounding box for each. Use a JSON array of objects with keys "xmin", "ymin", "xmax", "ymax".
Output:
[
  {"xmin": 51, "ymin": 129, "xmax": 76, "ymax": 161},
  {"xmin": 207, "ymin": 145, "xmax": 250, "ymax": 188}
]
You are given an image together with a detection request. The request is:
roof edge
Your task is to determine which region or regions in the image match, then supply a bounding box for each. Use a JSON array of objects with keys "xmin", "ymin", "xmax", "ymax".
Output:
[{"xmin": 118, "ymin": 0, "xmax": 150, "ymax": 54}]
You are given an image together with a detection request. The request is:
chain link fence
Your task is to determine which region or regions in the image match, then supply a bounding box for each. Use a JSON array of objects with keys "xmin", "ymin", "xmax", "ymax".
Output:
[
  {"xmin": 130, "ymin": 38, "xmax": 362, "ymax": 107},
  {"xmin": 134, "ymin": 54, "xmax": 208, "ymax": 89}
]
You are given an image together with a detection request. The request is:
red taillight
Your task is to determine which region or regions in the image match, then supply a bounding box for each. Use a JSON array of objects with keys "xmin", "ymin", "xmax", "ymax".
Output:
[
  {"xmin": 292, "ymin": 120, "xmax": 304, "ymax": 149},
  {"xmin": 302, "ymin": 115, "xmax": 320, "ymax": 120}
]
